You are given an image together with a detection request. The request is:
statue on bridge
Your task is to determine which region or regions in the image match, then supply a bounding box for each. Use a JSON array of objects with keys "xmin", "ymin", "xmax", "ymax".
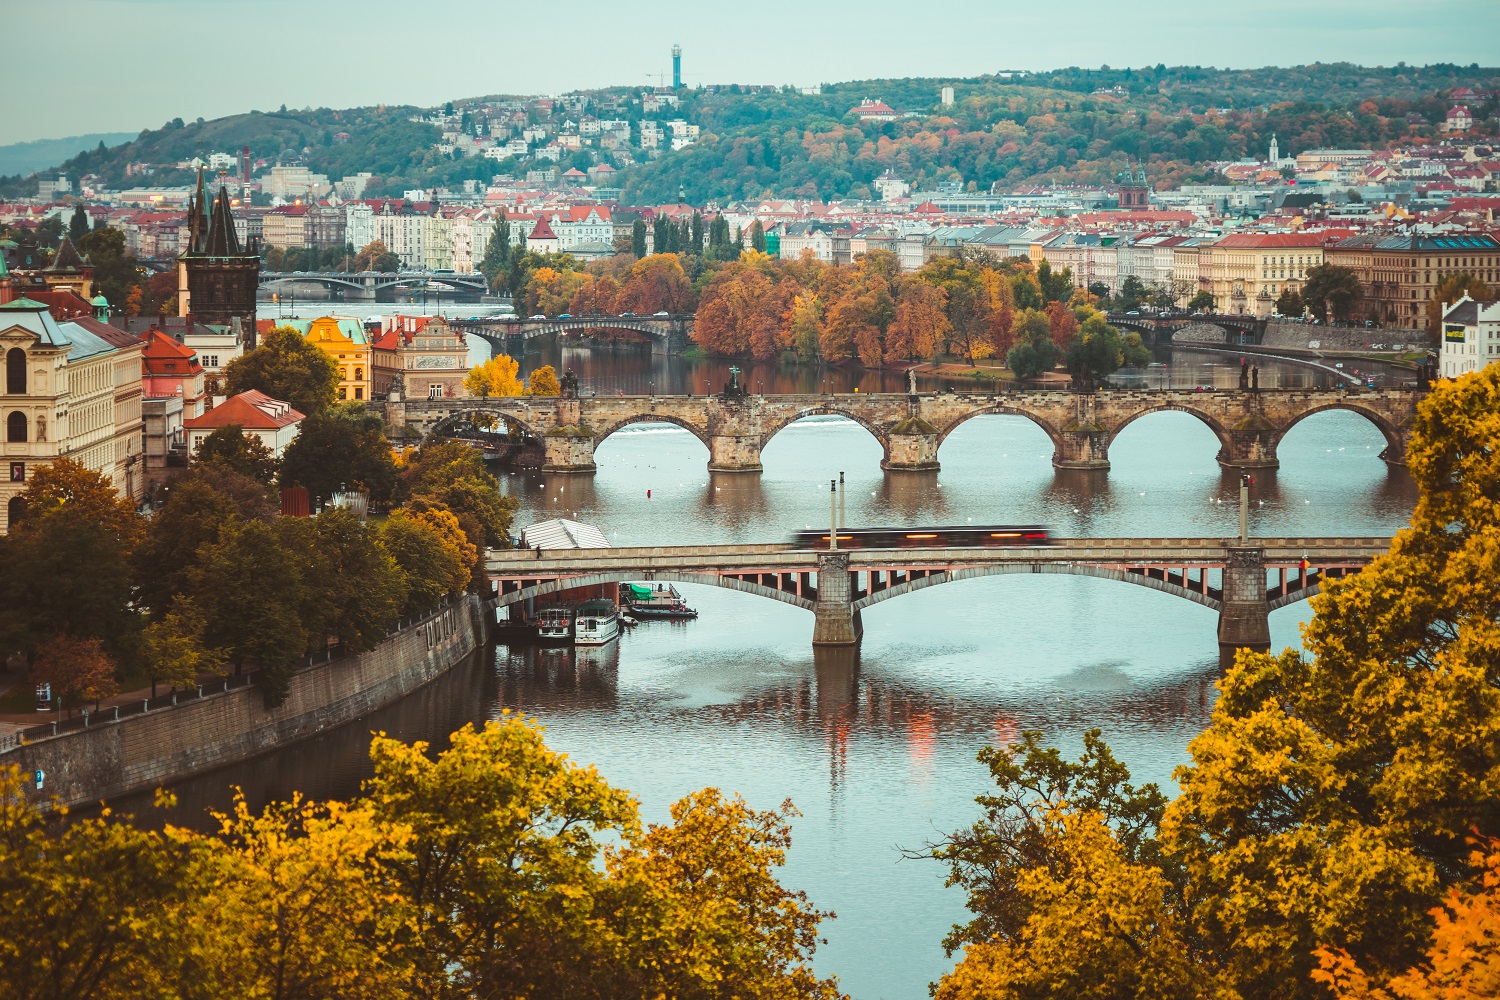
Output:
[
  {"xmin": 560, "ymin": 368, "xmax": 580, "ymax": 399},
  {"xmin": 722, "ymin": 365, "xmax": 747, "ymax": 400},
  {"xmin": 907, "ymin": 367, "xmax": 919, "ymax": 396}
]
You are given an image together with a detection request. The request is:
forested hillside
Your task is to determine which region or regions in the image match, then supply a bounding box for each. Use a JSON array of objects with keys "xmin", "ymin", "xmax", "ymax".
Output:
[{"xmin": 4, "ymin": 63, "xmax": 1494, "ymax": 203}]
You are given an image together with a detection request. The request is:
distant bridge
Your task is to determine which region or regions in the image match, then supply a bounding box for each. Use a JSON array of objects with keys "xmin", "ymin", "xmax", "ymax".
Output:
[
  {"xmin": 451, "ymin": 314, "xmax": 695, "ymax": 356},
  {"xmin": 258, "ymin": 270, "xmax": 489, "ymax": 300},
  {"xmin": 1107, "ymin": 312, "xmax": 1268, "ymax": 347},
  {"xmin": 386, "ymin": 387, "xmax": 1422, "ymax": 474},
  {"xmin": 486, "ymin": 536, "xmax": 1389, "ymax": 662}
]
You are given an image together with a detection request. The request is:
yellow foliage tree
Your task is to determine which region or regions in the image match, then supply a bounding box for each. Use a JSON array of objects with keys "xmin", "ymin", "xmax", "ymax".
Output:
[
  {"xmin": 526, "ymin": 364, "xmax": 561, "ymax": 396},
  {"xmin": 463, "ymin": 354, "xmax": 523, "ymax": 397}
]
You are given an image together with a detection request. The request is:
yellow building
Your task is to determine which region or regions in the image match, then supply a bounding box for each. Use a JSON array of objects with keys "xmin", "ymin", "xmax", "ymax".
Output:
[
  {"xmin": 293, "ymin": 316, "xmax": 373, "ymax": 402},
  {"xmin": 1203, "ymin": 234, "xmax": 1331, "ymax": 317}
]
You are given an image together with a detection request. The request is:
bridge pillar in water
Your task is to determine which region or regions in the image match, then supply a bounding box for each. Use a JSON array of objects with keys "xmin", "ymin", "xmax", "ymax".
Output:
[
  {"xmin": 812, "ymin": 552, "xmax": 862, "ymax": 647},
  {"xmin": 708, "ymin": 435, "xmax": 763, "ymax": 473},
  {"xmin": 883, "ymin": 419, "xmax": 940, "ymax": 471},
  {"xmin": 1054, "ymin": 394, "xmax": 1110, "ymax": 470},
  {"xmin": 1217, "ymin": 544, "xmax": 1271, "ymax": 669},
  {"xmin": 1218, "ymin": 425, "xmax": 1280, "ymax": 470},
  {"xmin": 542, "ymin": 400, "xmax": 597, "ymax": 472}
]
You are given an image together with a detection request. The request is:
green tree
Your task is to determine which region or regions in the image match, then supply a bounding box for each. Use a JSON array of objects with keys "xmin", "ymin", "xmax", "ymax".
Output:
[
  {"xmin": 278, "ymin": 403, "xmax": 397, "ymax": 506},
  {"xmin": 378, "ymin": 509, "xmax": 471, "ymax": 615},
  {"xmin": 1276, "ymin": 288, "xmax": 1306, "ymax": 317},
  {"xmin": 225, "ymin": 325, "xmax": 340, "ymax": 416},
  {"xmin": 76, "ymin": 226, "xmax": 142, "ymax": 311},
  {"xmin": 631, "ymin": 218, "xmax": 648, "ymax": 259},
  {"xmin": 1187, "ymin": 290, "xmax": 1215, "ymax": 311},
  {"xmin": 189, "ymin": 519, "xmax": 307, "ymax": 706},
  {"xmin": 193, "ymin": 424, "xmax": 279, "ymax": 485},
  {"xmin": 1303, "ymin": 263, "xmax": 1364, "ymax": 322},
  {"xmin": 283, "ymin": 508, "xmax": 405, "ymax": 655},
  {"xmin": 68, "ymin": 203, "xmax": 89, "ymax": 243},
  {"xmin": 750, "ymin": 219, "xmax": 766, "ymax": 252},
  {"xmin": 690, "ymin": 211, "xmax": 704, "ymax": 255},
  {"xmin": 133, "ymin": 466, "xmax": 276, "ymax": 617},
  {"xmin": 1034, "ymin": 259, "xmax": 1074, "ymax": 305},
  {"xmin": 1006, "ymin": 308, "xmax": 1062, "ymax": 379},
  {"xmin": 478, "ymin": 221, "xmax": 511, "ymax": 291}
]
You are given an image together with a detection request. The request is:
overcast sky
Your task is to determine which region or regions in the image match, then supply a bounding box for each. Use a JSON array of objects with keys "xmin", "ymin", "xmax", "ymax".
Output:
[{"xmin": 6, "ymin": 0, "xmax": 1497, "ymax": 145}]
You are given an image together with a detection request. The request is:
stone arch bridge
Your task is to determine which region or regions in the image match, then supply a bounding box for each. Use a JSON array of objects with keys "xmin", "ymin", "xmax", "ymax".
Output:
[
  {"xmin": 385, "ymin": 387, "xmax": 1422, "ymax": 474},
  {"xmin": 1107, "ymin": 312, "xmax": 1268, "ymax": 346},
  {"xmin": 486, "ymin": 537, "xmax": 1389, "ymax": 664},
  {"xmin": 451, "ymin": 314, "xmax": 694, "ymax": 356}
]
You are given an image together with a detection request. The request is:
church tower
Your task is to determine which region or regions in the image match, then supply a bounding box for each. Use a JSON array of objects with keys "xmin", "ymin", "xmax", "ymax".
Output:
[
  {"xmin": 1269, "ymin": 133, "xmax": 1280, "ymax": 165},
  {"xmin": 180, "ymin": 167, "xmax": 260, "ymax": 345}
]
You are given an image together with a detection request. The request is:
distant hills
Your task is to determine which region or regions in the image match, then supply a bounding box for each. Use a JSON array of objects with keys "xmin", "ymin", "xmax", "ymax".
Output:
[
  {"xmin": 3, "ymin": 63, "xmax": 1495, "ymax": 204},
  {"xmin": 0, "ymin": 132, "xmax": 138, "ymax": 178}
]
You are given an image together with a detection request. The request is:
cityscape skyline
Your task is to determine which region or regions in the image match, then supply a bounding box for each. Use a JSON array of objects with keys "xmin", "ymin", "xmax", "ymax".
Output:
[{"xmin": 6, "ymin": 0, "xmax": 1498, "ymax": 145}]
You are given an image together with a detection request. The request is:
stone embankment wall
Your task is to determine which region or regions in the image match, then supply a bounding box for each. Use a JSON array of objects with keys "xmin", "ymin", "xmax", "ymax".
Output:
[
  {"xmin": 1259, "ymin": 320, "xmax": 1426, "ymax": 352},
  {"xmin": 11, "ymin": 596, "xmax": 487, "ymax": 809}
]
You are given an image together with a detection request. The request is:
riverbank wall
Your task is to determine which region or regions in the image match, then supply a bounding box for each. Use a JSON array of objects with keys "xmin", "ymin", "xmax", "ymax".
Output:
[{"xmin": 7, "ymin": 595, "xmax": 489, "ymax": 810}]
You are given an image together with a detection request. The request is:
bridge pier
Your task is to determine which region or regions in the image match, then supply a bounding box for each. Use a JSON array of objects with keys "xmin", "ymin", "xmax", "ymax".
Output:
[
  {"xmin": 883, "ymin": 422, "xmax": 940, "ymax": 472},
  {"xmin": 708, "ymin": 434, "xmax": 763, "ymax": 473},
  {"xmin": 1217, "ymin": 544, "xmax": 1271, "ymax": 669},
  {"xmin": 1053, "ymin": 430, "xmax": 1110, "ymax": 470},
  {"xmin": 541, "ymin": 430, "xmax": 597, "ymax": 473},
  {"xmin": 1218, "ymin": 427, "xmax": 1280, "ymax": 470},
  {"xmin": 812, "ymin": 552, "xmax": 862, "ymax": 647}
]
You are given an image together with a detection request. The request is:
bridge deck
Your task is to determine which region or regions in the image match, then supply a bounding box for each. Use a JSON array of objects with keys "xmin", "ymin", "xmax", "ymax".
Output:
[{"xmin": 486, "ymin": 537, "xmax": 1391, "ymax": 574}]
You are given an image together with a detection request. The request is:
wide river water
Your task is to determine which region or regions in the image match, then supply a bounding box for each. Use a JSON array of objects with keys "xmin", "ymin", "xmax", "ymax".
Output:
[{"xmin": 142, "ymin": 325, "xmax": 1418, "ymax": 999}]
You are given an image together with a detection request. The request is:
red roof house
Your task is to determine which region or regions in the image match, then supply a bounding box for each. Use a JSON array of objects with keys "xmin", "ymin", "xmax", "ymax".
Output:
[{"xmin": 183, "ymin": 389, "xmax": 304, "ymax": 459}]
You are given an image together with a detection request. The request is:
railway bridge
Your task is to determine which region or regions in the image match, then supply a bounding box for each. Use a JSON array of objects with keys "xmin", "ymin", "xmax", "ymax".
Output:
[
  {"xmin": 486, "ymin": 536, "xmax": 1390, "ymax": 665},
  {"xmin": 386, "ymin": 386, "xmax": 1422, "ymax": 474}
]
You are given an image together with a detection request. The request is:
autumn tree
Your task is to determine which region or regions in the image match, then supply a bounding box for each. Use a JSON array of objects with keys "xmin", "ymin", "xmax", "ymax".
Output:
[
  {"xmin": 526, "ymin": 364, "xmax": 560, "ymax": 396},
  {"xmin": 788, "ymin": 292, "xmax": 825, "ymax": 362},
  {"xmin": 29, "ymin": 634, "xmax": 119, "ymax": 714},
  {"xmin": 354, "ymin": 239, "xmax": 399, "ymax": 272},
  {"xmin": 193, "ymin": 423, "xmax": 279, "ymax": 485},
  {"xmin": 615, "ymin": 253, "xmax": 696, "ymax": 314},
  {"xmin": 1044, "ymin": 300, "xmax": 1080, "ymax": 348},
  {"xmin": 464, "ymin": 354, "xmax": 524, "ymax": 397},
  {"xmin": 886, "ymin": 282, "xmax": 950, "ymax": 362},
  {"xmin": 400, "ymin": 440, "xmax": 518, "ymax": 547},
  {"xmin": 0, "ymin": 766, "xmax": 184, "ymax": 1000},
  {"xmin": 1006, "ymin": 309, "xmax": 1062, "ymax": 380},
  {"xmin": 225, "ymin": 326, "xmax": 340, "ymax": 416},
  {"xmin": 523, "ymin": 265, "xmax": 588, "ymax": 316},
  {"xmin": 141, "ymin": 599, "xmax": 226, "ymax": 695}
]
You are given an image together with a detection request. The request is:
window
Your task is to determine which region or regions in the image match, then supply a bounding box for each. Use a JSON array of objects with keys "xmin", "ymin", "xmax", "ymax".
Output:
[
  {"xmin": 428, "ymin": 384, "xmax": 442, "ymax": 400},
  {"xmin": 6, "ymin": 494, "xmax": 23, "ymax": 528},
  {"xmin": 5, "ymin": 349, "xmax": 24, "ymax": 395},
  {"xmin": 355, "ymin": 367, "xmax": 363, "ymax": 382},
  {"xmin": 6, "ymin": 412, "xmax": 25, "ymax": 443},
  {"xmin": 354, "ymin": 387, "xmax": 364, "ymax": 400},
  {"xmin": 340, "ymin": 387, "xmax": 348, "ymax": 400}
]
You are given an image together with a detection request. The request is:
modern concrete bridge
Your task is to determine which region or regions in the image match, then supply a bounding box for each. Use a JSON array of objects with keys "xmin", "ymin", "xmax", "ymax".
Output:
[
  {"xmin": 387, "ymin": 386, "xmax": 1422, "ymax": 474},
  {"xmin": 1107, "ymin": 312, "xmax": 1268, "ymax": 346},
  {"xmin": 451, "ymin": 314, "xmax": 694, "ymax": 355},
  {"xmin": 486, "ymin": 536, "xmax": 1390, "ymax": 665}
]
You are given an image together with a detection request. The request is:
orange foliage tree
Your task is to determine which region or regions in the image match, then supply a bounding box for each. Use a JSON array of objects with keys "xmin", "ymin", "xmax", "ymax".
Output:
[{"xmin": 615, "ymin": 254, "xmax": 696, "ymax": 315}]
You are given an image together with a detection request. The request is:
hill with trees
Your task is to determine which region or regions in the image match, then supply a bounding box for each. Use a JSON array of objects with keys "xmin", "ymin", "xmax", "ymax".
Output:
[{"xmin": 4, "ymin": 63, "xmax": 1495, "ymax": 203}]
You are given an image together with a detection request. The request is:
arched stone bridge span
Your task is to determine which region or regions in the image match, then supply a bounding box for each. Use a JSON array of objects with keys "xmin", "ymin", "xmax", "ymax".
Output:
[
  {"xmin": 486, "ymin": 537, "xmax": 1389, "ymax": 664},
  {"xmin": 259, "ymin": 270, "xmax": 489, "ymax": 299},
  {"xmin": 1107, "ymin": 312, "xmax": 1268, "ymax": 346},
  {"xmin": 385, "ymin": 387, "xmax": 1422, "ymax": 474},
  {"xmin": 451, "ymin": 314, "xmax": 694, "ymax": 356}
]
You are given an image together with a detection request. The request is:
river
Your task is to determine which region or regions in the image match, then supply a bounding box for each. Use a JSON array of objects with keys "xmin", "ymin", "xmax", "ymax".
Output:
[{"xmin": 132, "ymin": 388, "xmax": 1416, "ymax": 998}]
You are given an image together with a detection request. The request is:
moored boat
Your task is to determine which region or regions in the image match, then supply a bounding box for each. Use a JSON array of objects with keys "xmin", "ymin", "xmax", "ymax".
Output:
[
  {"xmin": 620, "ymin": 582, "xmax": 699, "ymax": 619},
  {"xmin": 574, "ymin": 599, "xmax": 622, "ymax": 645},
  {"xmin": 535, "ymin": 606, "xmax": 574, "ymax": 644}
]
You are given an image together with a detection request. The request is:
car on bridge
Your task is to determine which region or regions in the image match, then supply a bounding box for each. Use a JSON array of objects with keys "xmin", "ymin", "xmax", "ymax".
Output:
[
  {"xmin": 529, "ymin": 314, "xmax": 546, "ymax": 320},
  {"xmin": 558, "ymin": 313, "xmax": 571, "ymax": 319},
  {"xmin": 654, "ymin": 311, "xmax": 669, "ymax": 317}
]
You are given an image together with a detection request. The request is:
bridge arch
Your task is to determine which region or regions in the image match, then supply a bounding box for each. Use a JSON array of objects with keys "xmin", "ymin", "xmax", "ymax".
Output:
[
  {"xmin": 935, "ymin": 405, "xmax": 1064, "ymax": 452},
  {"xmin": 851, "ymin": 564, "xmax": 1224, "ymax": 613},
  {"xmin": 1104, "ymin": 402, "xmax": 1232, "ymax": 452},
  {"xmin": 595, "ymin": 413, "xmax": 712, "ymax": 450},
  {"xmin": 762, "ymin": 407, "xmax": 892, "ymax": 460},
  {"xmin": 422, "ymin": 405, "xmax": 544, "ymax": 445},
  {"xmin": 494, "ymin": 572, "xmax": 815, "ymax": 613},
  {"xmin": 1271, "ymin": 401, "xmax": 1404, "ymax": 460}
]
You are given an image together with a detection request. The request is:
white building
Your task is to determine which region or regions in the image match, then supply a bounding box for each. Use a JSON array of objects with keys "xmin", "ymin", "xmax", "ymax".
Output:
[
  {"xmin": 183, "ymin": 390, "xmax": 303, "ymax": 461},
  {"xmin": 345, "ymin": 202, "xmax": 375, "ymax": 252},
  {"xmin": 1439, "ymin": 296, "xmax": 1500, "ymax": 378}
]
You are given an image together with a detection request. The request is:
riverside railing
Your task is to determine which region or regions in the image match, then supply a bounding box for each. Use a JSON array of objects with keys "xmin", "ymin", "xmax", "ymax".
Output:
[{"xmin": 0, "ymin": 598, "xmax": 464, "ymax": 755}]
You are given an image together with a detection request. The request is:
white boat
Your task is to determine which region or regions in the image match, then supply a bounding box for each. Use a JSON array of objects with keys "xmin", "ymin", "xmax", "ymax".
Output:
[
  {"xmin": 573, "ymin": 599, "xmax": 621, "ymax": 645},
  {"xmin": 535, "ymin": 607, "xmax": 573, "ymax": 644}
]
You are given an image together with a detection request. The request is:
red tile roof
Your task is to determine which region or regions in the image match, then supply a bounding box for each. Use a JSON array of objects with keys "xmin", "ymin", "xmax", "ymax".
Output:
[
  {"xmin": 530, "ymin": 218, "xmax": 558, "ymax": 240},
  {"xmin": 184, "ymin": 390, "xmax": 303, "ymax": 430}
]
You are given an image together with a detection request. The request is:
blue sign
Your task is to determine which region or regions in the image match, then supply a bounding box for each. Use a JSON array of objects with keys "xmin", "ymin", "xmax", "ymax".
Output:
[{"xmin": 33, "ymin": 770, "xmax": 44, "ymax": 790}]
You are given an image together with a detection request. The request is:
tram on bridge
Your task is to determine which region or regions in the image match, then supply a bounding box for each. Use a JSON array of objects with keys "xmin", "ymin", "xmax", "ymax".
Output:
[{"xmin": 790, "ymin": 525, "xmax": 1054, "ymax": 549}]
